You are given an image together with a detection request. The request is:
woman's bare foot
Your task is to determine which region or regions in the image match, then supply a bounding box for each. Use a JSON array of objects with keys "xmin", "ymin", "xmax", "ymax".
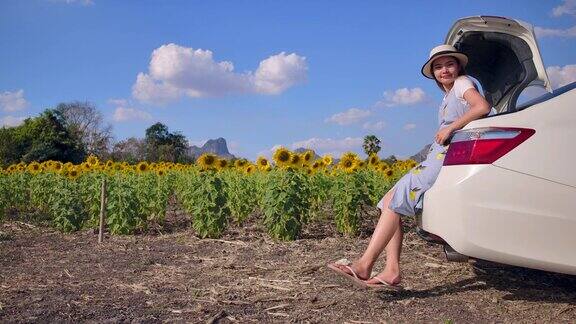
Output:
[
  {"xmin": 333, "ymin": 259, "xmax": 373, "ymax": 280},
  {"xmin": 365, "ymin": 266, "xmax": 401, "ymax": 286}
]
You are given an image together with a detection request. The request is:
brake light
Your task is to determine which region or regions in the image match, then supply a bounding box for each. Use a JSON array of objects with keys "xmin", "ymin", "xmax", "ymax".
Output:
[{"xmin": 444, "ymin": 127, "xmax": 535, "ymax": 165}]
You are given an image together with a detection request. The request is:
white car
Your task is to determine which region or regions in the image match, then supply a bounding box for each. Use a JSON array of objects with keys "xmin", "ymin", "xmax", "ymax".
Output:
[{"xmin": 418, "ymin": 16, "xmax": 576, "ymax": 275}]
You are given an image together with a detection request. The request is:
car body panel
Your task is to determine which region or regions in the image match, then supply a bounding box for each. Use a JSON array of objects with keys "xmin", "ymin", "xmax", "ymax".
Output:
[
  {"xmin": 463, "ymin": 90, "xmax": 576, "ymax": 188},
  {"xmin": 422, "ymin": 163, "xmax": 576, "ymax": 275}
]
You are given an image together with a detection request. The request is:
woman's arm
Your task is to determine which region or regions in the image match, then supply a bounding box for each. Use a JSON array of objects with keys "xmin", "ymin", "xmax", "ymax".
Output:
[{"xmin": 435, "ymin": 88, "xmax": 491, "ymax": 145}]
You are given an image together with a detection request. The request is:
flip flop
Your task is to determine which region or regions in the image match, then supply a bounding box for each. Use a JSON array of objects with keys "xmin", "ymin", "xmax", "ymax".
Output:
[
  {"xmin": 365, "ymin": 276, "xmax": 403, "ymax": 291},
  {"xmin": 327, "ymin": 263, "xmax": 369, "ymax": 289}
]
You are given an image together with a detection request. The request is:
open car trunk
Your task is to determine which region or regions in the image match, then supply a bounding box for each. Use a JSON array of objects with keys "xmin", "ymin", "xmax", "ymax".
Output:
[{"xmin": 445, "ymin": 16, "xmax": 552, "ymax": 113}]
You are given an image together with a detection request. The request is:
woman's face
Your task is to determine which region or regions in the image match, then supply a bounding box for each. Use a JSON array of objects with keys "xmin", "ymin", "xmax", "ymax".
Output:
[{"xmin": 432, "ymin": 56, "xmax": 460, "ymax": 87}]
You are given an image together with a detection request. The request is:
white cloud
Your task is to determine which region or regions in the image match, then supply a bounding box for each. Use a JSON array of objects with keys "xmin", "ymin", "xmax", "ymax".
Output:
[
  {"xmin": 403, "ymin": 123, "xmax": 416, "ymax": 131},
  {"xmin": 113, "ymin": 107, "xmax": 152, "ymax": 122},
  {"xmin": 0, "ymin": 90, "xmax": 29, "ymax": 112},
  {"xmin": 0, "ymin": 116, "xmax": 26, "ymax": 127},
  {"xmin": 264, "ymin": 137, "xmax": 367, "ymax": 159},
  {"xmin": 534, "ymin": 25, "xmax": 576, "ymax": 38},
  {"xmin": 325, "ymin": 108, "xmax": 371, "ymax": 125},
  {"xmin": 363, "ymin": 121, "xmax": 386, "ymax": 131},
  {"xmin": 254, "ymin": 53, "xmax": 308, "ymax": 94},
  {"xmin": 108, "ymin": 98, "xmax": 128, "ymax": 106},
  {"xmin": 132, "ymin": 44, "xmax": 307, "ymax": 104},
  {"xmin": 552, "ymin": 0, "xmax": 576, "ymax": 17},
  {"xmin": 228, "ymin": 140, "xmax": 240, "ymax": 155},
  {"xmin": 289, "ymin": 137, "xmax": 364, "ymax": 155},
  {"xmin": 546, "ymin": 64, "xmax": 576, "ymax": 89},
  {"xmin": 377, "ymin": 87, "xmax": 427, "ymax": 107},
  {"xmin": 188, "ymin": 139, "xmax": 207, "ymax": 147}
]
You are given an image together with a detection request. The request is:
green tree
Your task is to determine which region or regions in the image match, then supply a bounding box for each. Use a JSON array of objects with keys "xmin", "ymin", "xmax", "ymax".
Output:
[
  {"xmin": 55, "ymin": 101, "xmax": 112, "ymax": 158},
  {"xmin": 363, "ymin": 135, "xmax": 381, "ymax": 156},
  {"xmin": 144, "ymin": 122, "xmax": 188, "ymax": 162},
  {"xmin": 0, "ymin": 109, "xmax": 85, "ymax": 166}
]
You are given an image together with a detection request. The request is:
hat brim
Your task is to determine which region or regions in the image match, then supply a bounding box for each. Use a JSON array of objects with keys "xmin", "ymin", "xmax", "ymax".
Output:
[{"xmin": 421, "ymin": 51, "xmax": 468, "ymax": 79}]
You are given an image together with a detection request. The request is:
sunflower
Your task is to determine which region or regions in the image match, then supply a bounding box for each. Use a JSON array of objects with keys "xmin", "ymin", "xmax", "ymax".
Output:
[
  {"xmin": 27, "ymin": 162, "xmax": 42, "ymax": 174},
  {"xmin": 7, "ymin": 164, "xmax": 17, "ymax": 173},
  {"xmin": 67, "ymin": 167, "xmax": 81, "ymax": 180},
  {"xmin": 256, "ymin": 156, "xmax": 269, "ymax": 169},
  {"xmin": 273, "ymin": 147, "xmax": 292, "ymax": 167},
  {"xmin": 50, "ymin": 161, "xmax": 62, "ymax": 172},
  {"xmin": 156, "ymin": 169, "xmax": 166, "ymax": 176},
  {"xmin": 197, "ymin": 153, "xmax": 217, "ymax": 170},
  {"xmin": 136, "ymin": 161, "xmax": 149, "ymax": 173},
  {"xmin": 234, "ymin": 159, "xmax": 248, "ymax": 169},
  {"xmin": 79, "ymin": 162, "xmax": 92, "ymax": 172},
  {"xmin": 302, "ymin": 150, "xmax": 314, "ymax": 165},
  {"xmin": 368, "ymin": 154, "xmax": 380, "ymax": 167},
  {"xmin": 216, "ymin": 159, "xmax": 229, "ymax": 170},
  {"xmin": 385, "ymin": 169, "xmax": 394, "ymax": 177},
  {"xmin": 311, "ymin": 160, "xmax": 322, "ymax": 170},
  {"xmin": 245, "ymin": 164, "xmax": 255, "ymax": 174},
  {"xmin": 290, "ymin": 153, "xmax": 301, "ymax": 167},
  {"xmin": 85, "ymin": 154, "xmax": 99, "ymax": 166},
  {"xmin": 339, "ymin": 152, "xmax": 357, "ymax": 171},
  {"xmin": 357, "ymin": 161, "xmax": 366, "ymax": 168},
  {"xmin": 322, "ymin": 155, "xmax": 333, "ymax": 166}
]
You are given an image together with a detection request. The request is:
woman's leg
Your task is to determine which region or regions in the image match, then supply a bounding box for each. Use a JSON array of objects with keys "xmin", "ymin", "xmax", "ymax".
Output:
[
  {"xmin": 365, "ymin": 216, "xmax": 402, "ymax": 285},
  {"xmin": 334, "ymin": 188, "xmax": 402, "ymax": 282}
]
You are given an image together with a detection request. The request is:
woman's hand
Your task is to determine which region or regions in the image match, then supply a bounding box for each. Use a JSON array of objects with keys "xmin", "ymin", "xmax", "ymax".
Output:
[{"xmin": 435, "ymin": 127, "xmax": 454, "ymax": 145}]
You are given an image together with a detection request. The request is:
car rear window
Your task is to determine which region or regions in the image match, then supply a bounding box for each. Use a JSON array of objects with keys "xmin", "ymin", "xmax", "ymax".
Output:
[{"xmin": 516, "ymin": 82, "xmax": 576, "ymax": 111}]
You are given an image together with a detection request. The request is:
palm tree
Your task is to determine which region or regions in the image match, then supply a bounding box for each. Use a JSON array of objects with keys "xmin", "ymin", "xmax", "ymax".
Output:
[{"xmin": 363, "ymin": 135, "xmax": 381, "ymax": 156}]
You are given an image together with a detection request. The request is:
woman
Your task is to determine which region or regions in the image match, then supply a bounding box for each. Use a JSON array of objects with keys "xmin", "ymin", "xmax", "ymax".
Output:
[{"xmin": 328, "ymin": 44, "xmax": 491, "ymax": 289}]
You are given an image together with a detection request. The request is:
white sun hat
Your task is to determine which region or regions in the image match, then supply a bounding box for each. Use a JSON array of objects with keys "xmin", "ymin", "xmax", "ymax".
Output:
[{"xmin": 421, "ymin": 44, "xmax": 468, "ymax": 79}]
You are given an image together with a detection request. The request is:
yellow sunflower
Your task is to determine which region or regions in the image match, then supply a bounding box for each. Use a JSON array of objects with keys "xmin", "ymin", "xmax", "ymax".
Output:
[
  {"xmin": 136, "ymin": 161, "xmax": 149, "ymax": 173},
  {"xmin": 67, "ymin": 167, "xmax": 81, "ymax": 180},
  {"xmin": 80, "ymin": 162, "xmax": 92, "ymax": 172},
  {"xmin": 256, "ymin": 156, "xmax": 269, "ymax": 169},
  {"xmin": 302, "ymin": 150, "xmax": 314, "ymax": 165},
  {"xmin": 216, "ymin": 159, "xmax": 229, "ymax": 171},
  {"xmin": 86, "ymin": 155, "xmax": 99, "ymax": 166},
  {"xmin": 234, "ymin": 158, "xmax": 248, "ymax": 169},
  {"xmin": 245, "ymin": 164, "xmax": 256, "ymax": 174},
  {"xmin": 290, "ymin": 153, "xmax": 301, "ymax": 167},
  {"xmin": 197, "ymin": 153, "xmax": 217, "ymax": 170},
  {"xmin": 273, "ymin": 147, "xmax": 292, "ymax": 167},
  {"xmin": 339, "ymin": 152, "xmax": 358, "ymax": 171},
  {"xmin": 27, "ymin": 162, "xmax": 42, "ymax": 174},
  {"xmin": 368, "ymin": 154, "xmax": 380, "ymax": 167},
  {"xmin": 52, "ymin": 161, "xmax": 63, "ymax": 172},
  {"xmin": 322, "ymin": 154, "xmax": 333, "ymax": 166},
  {"xmin": 7, "ymin": 164, "xmax": 17, "ymax": 173}
]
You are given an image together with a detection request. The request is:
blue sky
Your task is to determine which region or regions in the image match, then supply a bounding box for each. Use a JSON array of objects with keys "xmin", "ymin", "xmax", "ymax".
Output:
[{"xmin": 1, "ymin": 0, "xmax": 575, "ymax": 160}]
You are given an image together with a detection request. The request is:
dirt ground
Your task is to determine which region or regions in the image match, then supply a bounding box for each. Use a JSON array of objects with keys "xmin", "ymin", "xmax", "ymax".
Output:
[{"xmin": 1, "ymin": 205, "xmax": 575, "ymax": 323}]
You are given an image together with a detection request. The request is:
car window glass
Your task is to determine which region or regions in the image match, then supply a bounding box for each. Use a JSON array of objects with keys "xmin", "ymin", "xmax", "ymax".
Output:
[{"xmin": 517, "ymin": 85, "xmax": 548, "ymax": 108}]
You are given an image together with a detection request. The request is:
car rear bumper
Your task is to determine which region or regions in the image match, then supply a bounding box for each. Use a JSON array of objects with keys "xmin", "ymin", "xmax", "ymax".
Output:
[{"xmin": 421, "ymin": 164, "xmax": 576, "ymax": 275}]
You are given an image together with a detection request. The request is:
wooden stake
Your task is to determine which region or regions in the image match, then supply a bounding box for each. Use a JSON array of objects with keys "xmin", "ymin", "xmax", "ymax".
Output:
[{"xmin": 98, "ymin": 179, "xmax": 107, "ymax": 244}]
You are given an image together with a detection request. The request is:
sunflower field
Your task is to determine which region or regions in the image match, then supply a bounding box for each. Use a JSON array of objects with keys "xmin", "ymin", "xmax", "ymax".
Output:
[{"xmin": 0, "ymin": 148, "xmax": 416, "ymax": 240}]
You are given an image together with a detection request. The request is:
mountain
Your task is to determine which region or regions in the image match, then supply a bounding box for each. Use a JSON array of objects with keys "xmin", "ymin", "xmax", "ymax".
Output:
[
  {"xmin": 294, "ymin": 147, "xmax": 322, "ymax": 160},
  {"xmin": 410, "ymin": 143, "xmax": 432, "ymax": 163},
  {"xmin": 188, "ymin": 137, "xmax": 235, "ymax": 159}
]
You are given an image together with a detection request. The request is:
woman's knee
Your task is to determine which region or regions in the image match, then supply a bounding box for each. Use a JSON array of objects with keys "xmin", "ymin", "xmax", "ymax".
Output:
[{"xmin": 382, "ymin": 188, "xmax": 396, "ymax": 208}]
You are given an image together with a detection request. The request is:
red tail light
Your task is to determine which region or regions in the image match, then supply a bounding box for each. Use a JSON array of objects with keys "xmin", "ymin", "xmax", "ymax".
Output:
[{"xmin": 444, "ymin": 127, "xmax": 535, "ymax": 165}]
